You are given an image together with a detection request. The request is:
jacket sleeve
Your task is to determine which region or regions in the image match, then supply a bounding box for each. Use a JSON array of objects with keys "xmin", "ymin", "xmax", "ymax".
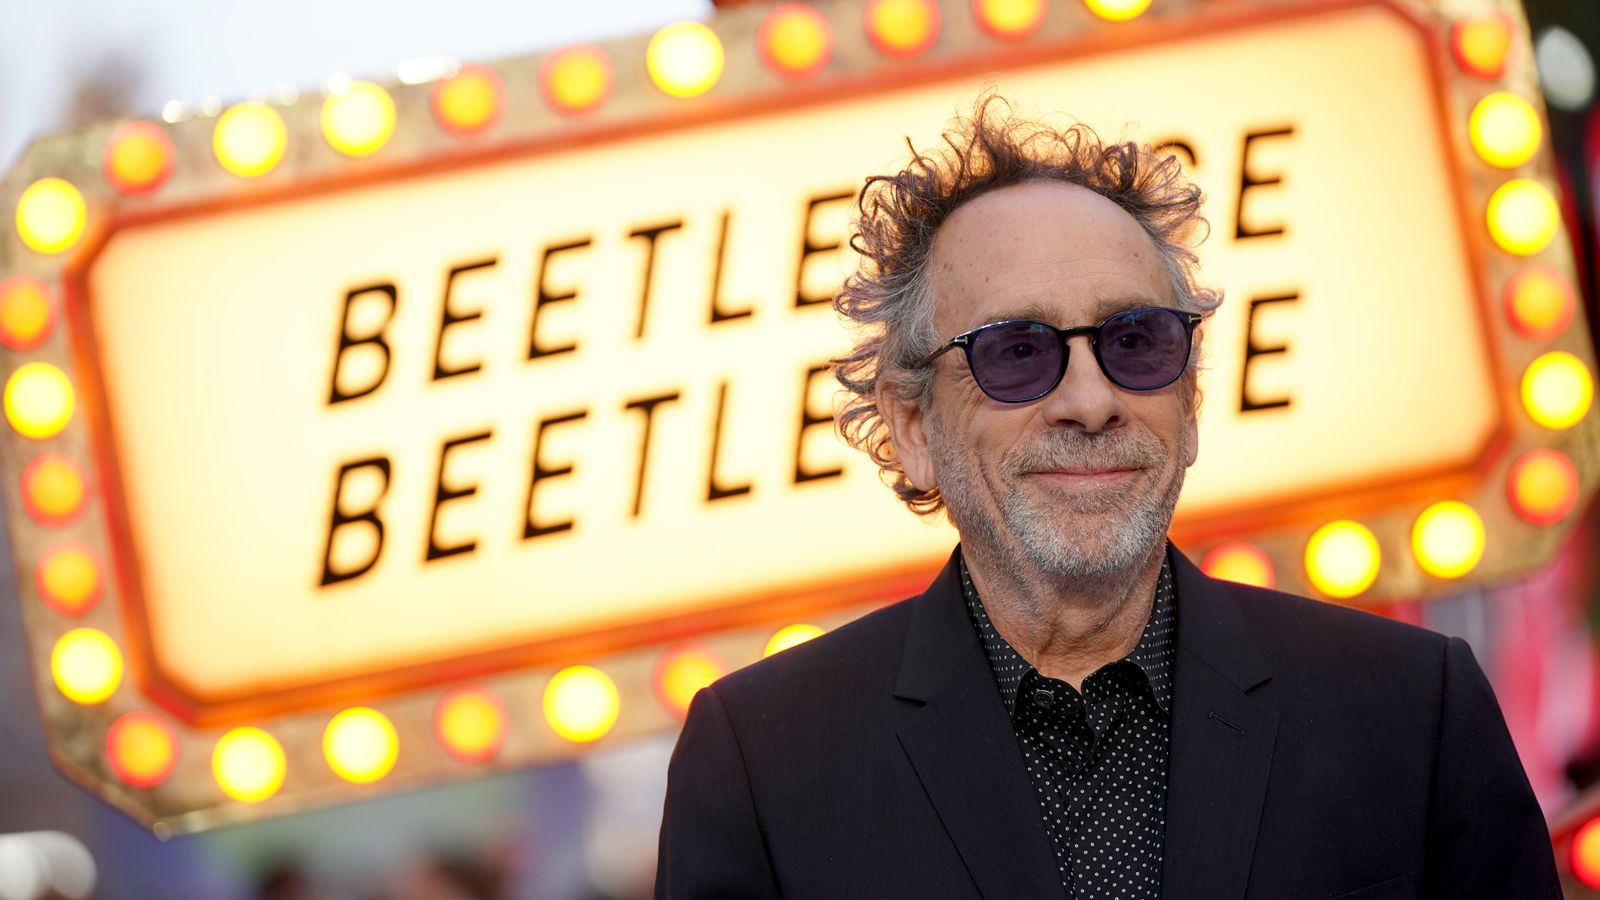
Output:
[
  {"xmin": 1423, "ymin": 636, "xmax": 1561, "ymax": 898},
  {"xmin": 656, "ymin": 685, "xmax": 782, "ymax": 899}
]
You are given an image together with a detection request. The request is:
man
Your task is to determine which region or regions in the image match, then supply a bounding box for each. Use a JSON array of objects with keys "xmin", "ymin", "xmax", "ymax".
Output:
[{"xmin": 655, "ymin": 99, "xmax": 1561, "ymax": 898}]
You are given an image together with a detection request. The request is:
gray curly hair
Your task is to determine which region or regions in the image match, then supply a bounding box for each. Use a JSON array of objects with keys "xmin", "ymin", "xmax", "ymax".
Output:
[{"xmin": 833, "ymin": 95, "xmax": 1223, "ymax": 516}]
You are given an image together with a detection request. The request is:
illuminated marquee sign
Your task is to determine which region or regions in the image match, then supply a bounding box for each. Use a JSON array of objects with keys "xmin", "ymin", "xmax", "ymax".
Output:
[{"xmin": 1, "ymin": 0, "xmax": 1594, "ymax": 832}]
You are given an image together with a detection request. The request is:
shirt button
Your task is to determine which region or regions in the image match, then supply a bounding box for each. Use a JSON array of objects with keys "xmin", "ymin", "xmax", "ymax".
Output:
[{"xmin": 1031, "ymin": 688, "xmax": 1055, "ymax": 709}]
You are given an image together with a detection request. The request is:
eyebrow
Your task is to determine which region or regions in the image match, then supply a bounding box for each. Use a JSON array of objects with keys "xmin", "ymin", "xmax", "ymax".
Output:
[{"xmin": 973, "ymin": 296, "xmax": 1166, "ymax": 328}]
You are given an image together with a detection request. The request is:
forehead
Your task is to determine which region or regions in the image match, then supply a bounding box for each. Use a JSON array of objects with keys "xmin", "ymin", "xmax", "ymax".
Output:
[{"xmin": 928, "ymin": 180, "xmax": 1173, "ymax": 327}]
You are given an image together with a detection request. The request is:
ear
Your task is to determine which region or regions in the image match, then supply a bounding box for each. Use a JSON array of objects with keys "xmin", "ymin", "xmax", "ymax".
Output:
[{"xmin": 877, "ymin": 378, "xmax": 938, "ymax": 492}]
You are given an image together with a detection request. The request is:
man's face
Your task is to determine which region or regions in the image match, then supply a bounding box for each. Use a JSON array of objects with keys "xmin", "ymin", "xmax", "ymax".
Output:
[{"xmin": 885, "ymin": 181, "xmax": 1200, "ymax": 577}]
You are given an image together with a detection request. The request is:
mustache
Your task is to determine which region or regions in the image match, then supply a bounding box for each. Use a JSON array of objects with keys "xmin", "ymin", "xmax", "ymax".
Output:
[{"xmin": 1004, "ymin": 430, "xmax": 1168, "ymax": 476}]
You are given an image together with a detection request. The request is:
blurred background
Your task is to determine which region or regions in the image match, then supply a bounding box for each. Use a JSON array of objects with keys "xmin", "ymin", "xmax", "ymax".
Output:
[{"xmin": 3, "ymin": 0, "xmax": 1600, "ymax": 897}]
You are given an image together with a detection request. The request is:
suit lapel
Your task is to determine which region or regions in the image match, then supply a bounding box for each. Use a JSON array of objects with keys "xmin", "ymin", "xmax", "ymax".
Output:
[
  {"xmin": 894, "ymin": 554, "xmax": 1063, "ymax": 899},
  {"xmin": 1160, "ymin": 549, "xmax": 1280, "ymax": 900}
]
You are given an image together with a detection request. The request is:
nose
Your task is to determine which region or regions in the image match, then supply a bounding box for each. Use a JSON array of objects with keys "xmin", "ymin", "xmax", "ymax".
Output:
[{"xmin": 1037, "ymin": 334, "xmax": 1127, "ymax": 432}]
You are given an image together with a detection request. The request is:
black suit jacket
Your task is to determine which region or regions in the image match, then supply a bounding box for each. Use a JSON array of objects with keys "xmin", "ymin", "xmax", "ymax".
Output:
[{"xmin": 656, "ymin": 548, "xmax": 1560, "ymax": 898}]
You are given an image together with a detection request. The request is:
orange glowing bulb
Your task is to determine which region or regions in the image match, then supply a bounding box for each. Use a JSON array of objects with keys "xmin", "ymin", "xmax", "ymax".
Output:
[
  {"xmin": 51, "ymin": 627, "xmax": 122, "ymax": 704},
  {"xmin": 1508, "ymin": 448, "xmax": 1579, "ymax": 525},
  {"xmin": 323, "ymin": 707, "xmax": 399, "ymax": 783},
  {"xmin": 1452, "ymin": 13, "xmax": 1513, "ymax": 80},
  {"xmin": 21, "ymin": 454, "xmax": 86, "ymax": 526},
  {"xmin": 544, "ymin": 665, "xmax": 620, "ymax": 743},
  {"xmin": 759, "ymin": 4, "xmax": 834, "ymax": 80},
  {"xmin": 0, "ymin": 275, "xmax": 54, "ymax": 349},
  {"xmin": 656, "ymin": 646, "xmax": 727, "ymax": 717},
  {"xmin": 213, "ymin": 102, "xmax": 287, "ymax": 177},
  {"xmin": 1304, "ymin": 520, "xmax": 1381, "ymax": 599},
  {"xmin": 974, "ymin": 0, "xmax": 1047, "ymax": 40},
  {"xmin": 1411, "ymin": 502, "xmax": 1485, "ymax": 579},
  {"xmin": 107, "ymin": 711, "xmax": 178, "ymax": 789},
  {"xmin": 1200, "ymin": 542, "xmax": 1276, "ymax": 588},
  {"xmin": 1083, "ymin": 0, "xmax": 1151, "ymax": 22},
  {"xmin": 1521, "ymin": 350, "xmax": 1593, "ymax": 429},
  {"xmin": 434, "ymin": 686, "xmax": 508, "ymax": 762},
  {"xmin": 867, "ymin": 0, "xmax": 941, "ymax": 58},
  {"xmin": 103, "ymin": 120, "xmax": 174, "ymax": 195},
  {"xmin": 213, "ymin": 727, "xmax": 286, "ymax": 803},
  {"xmin": 765, "ymin": 623, "xmax": 826, "ymax": 657},
  {"xmin": 647, "ymin": 22, "xmax": 725, "ymax": 99},
  {"xmin": 1574, "ymin": 816, "xmax": 1600, "ymax": 889},
  {"xmin": 5, "ymin": 362, "xmax": 74, "ymax": 439},
  {"xmin": 1486, "ymin": 179, "xmax": 1561, "ymax": 256},
  {"xmin": 15, "ymin": 178, "xmax": 87, "ymax": 255},
  {"xmin": 432, "ymin": 65, "xmax": 504, "ymax": 135},
  {"xmin": 1504, "ymin": 267, "xmax": 1575, "ymax": 340},
  {"xmin": 37, "ymin": 544, "xmax": 101, "ymax": 616},
  {"xmin": 1470, "ymin": 92, "xmax": 1542, "ymax": 169},
  {"xmin": 541, "ymin": 46, "xmax": 614, "ymax": 115}
]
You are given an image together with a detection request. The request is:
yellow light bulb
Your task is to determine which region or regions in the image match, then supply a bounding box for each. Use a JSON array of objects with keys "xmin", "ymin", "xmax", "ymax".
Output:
[
  {"xmin": 434, "ymin": 686, "xmax": 507, "ymax": 762},
  {"xmin": 5, "ymin": 362, "xmax": 74, "ymax": 439},
  {"xmin": 544, "ymin": 665, "xmax": 620, "ymax": 743},
  {"xmin": 1521, "ymin": 350, "xmax": 1593, "ymax": 429},
  {"xmin": 323, "ymin": 706, "xmax": 399, "ymax": 783},
  {"xmin": 22, "ymin": 453, "xmax": 86, "ymax": 525},
  {"xmin": 1486, "ymin": 179, "xmax": 1560, "ymax": 256},
  {"xmin": 1505, "ymin": 267, "xmax": 1575, "ymax": 339},
  {"xmin": 322, "ymin": 81, "xmax": 396, "ymax": 157},
  {"xmin": 1470, "ymin": 92, "xmax": 1542, "ymax": 169},
  {"xmin": 213, "ymin": 102, "xmax": 287, "ymax": 178},
  {"xmin": 1452, "ymin": 13, "xmax": 1512, "ymax": 80},
  {"xmin": 51, "ymin": 627, "xmax": 122, "ymax": 704},
  {"xmin": 656, "ymin": 647, "xmax": 726, "ymax": 717},
  {"xmin": 1508, "ymin": 448, "xmax": 1579, "ymax": 525},
  {"xmin": 213, "ymin": 727, "xmax": 286, "ymax": 803},
  {"xmin": 1411, "ymin": 502, "xmax": 1485, "ymax": 579},
  {"xmin": 0, "ymin": 275, "xmax": 53, "ymax": 349},
  {"xmin": 1304, "ymin": 520, "xmax": 1381, "ymax": 599},
  {"xmin": 104, "ymin": 120, "xmax": 174, "ymax": 195},
  {"xmin": 37, "ymin": 543, "xmax": 101, "ymax": 615},
  {"xmin": 975, "ymin": 0, "xmax": 1047, "ymax": 40},
  {"xmin": 1200, "ymin": 542, "xmax": 1276, "ymax": 588},
  {"xmin": 764, "ymin": 623, "xmax": 826, "ymax": 657},
  {"xmin": 1083, "ymin": 0, "xmax": 1152, "ymax": 22},
  {"xmin": 866, "ymin": 0, "xmax": 940, "ymax": 57},
  {"xmin": 647, "ymin": 22, "xmax": 725, "ymax": 99},
  {"xmin": 760, "ymin": 4, "xmax": 833, "ymax": 79},
  {"xmin": 541, "ymin": 46, "xmax": 614, "ymax": 115},
  {"xmin": 433, "ymin": 65, "xmax": 503, "ymax": 135},
  {"xmin": 107, "ymin": 711, "xmax": 178, "ymax": 788},
  {"xmin": 15, "ymin": 178, "xmax": 87, "ymax": 255}
]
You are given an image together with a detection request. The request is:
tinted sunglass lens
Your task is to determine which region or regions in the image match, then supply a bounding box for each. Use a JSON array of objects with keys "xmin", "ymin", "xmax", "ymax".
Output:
[
  {"xmin": 1097, "ymin": 309, "xmax": 1191, "ymax": 390},
  {"xmin": 969, "ymin": 321, "xmax": 1064, "ymax": 401}
]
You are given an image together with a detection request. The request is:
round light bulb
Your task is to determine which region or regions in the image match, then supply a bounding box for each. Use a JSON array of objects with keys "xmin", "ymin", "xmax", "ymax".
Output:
[
  {"xmin": 1411, "ymin": 501, "xmax": 1486, "ymax": 579},
  {"xmin": 1521, "ymin": 350, "xmax": 1593, "ymax": 429},
  {"xmin": 544, "ymin": 665, "xmax": 620, "ymax": 743},
  {"xmin": 1304, "ymin": 520, "xmax": 1381, "ymax": 599},
  {"xmin": 646, "ymin": 22, "xmax": 725, "ymax": 99},
  {"xmin": 15, "ymin": 178, "xmax": 87, "ymax": 255},
  {"xmin": 51, "ymin": 628, "xmax": 122, "ymax": 704}
]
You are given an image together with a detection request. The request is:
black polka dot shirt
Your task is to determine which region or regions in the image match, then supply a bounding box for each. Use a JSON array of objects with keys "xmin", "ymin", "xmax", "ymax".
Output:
[{"xmin": 959, "ymin": 553, "xmax": 1176, "ymax": 899}]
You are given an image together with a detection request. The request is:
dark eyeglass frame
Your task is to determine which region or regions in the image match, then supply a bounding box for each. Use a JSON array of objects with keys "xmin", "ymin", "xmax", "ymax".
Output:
[{"xmin": 915, "ymin": 306, "xmax": 1203, "ymax": 403}]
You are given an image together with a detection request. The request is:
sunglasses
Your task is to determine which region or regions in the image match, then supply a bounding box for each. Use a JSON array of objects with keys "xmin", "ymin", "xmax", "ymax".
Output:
[{"xmin": 915, "ymin": 307, "xmax": 1203, "ymax": 403}]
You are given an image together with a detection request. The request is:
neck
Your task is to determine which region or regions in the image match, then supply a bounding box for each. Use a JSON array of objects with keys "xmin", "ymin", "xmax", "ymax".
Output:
[{"xmin": 962, "ymin": 540, "xmax": 1166, "ymax": 691}]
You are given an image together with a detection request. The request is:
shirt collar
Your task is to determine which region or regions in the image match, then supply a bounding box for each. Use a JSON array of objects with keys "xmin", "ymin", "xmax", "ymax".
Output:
[{"xmin": 958, "ymin": 548, "xmax": 1177, "ymax": 717}]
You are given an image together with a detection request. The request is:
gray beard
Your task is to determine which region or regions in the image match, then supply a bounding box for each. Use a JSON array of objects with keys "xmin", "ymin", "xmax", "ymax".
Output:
[{"xmin": 935, "ymin": 426, "xmax": 1186, "ymax": 579}]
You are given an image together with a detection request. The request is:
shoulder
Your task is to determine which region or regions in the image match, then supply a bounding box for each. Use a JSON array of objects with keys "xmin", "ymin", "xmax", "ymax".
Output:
[{"xmin": 1200, "ymin": 575, "xmax": 1455, "ymax": 691}]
